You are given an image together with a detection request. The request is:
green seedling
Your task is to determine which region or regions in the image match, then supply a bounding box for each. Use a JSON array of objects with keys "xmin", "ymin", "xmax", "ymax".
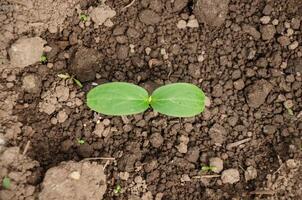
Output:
[
  {"xmin": 80, "ymin": 14, "xmax": 88, "ymax": 22},
  {"xmin": 58, "ymin": 73, "xmax": 83, "ymax": 88},
  {"xmin": 77, "ymin": 139, "xmax": 85, "ymax": 145},
  {"xmin": 2, "ymin": 177, "xmax": 11, "ymax": 189},
  {"xmin": 113, "ymin": 184, "xmax": 122, "ymax": 194},
  {"xmin": 87, "ymin": 82, "xmax": 206, "ymax": 117},
  {"xmin": 287, "ymin": 108, "xmax": 294, "ymax": 116},
  {"xmin": 201, "ymin": 165, "xmax": 217, "ymax": 173},
  {"xmin": 40, "ymin": 55, "xmax": 47, "ymax": 64}
]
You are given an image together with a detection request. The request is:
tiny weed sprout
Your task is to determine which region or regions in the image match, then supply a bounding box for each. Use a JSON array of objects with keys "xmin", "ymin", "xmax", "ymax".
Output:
[
  {"xmin": 201, "ymin": 165, "xmax": 217, "ymax": 173},
  {"xmin": 87, "ymin": 82, "xmax": 206, "ymax": 117},
  {"xmin": 113, "ymin": 184, "xmax": 121, "ymax": 194},
  {"xmin": 40, "ymin": 55, "xmax": 47, "ymax": 64},
  {"xmin": 287, "ymin": 108, "xmax": 294, "ymax": 116},
  {"xmin": 80, "ymin": 14, "xmax": 88, "ymax": 22},
  {"xmin": 58, "ymin": 73, "xmax": 83, "ymax": 88},
  {"xmin": 77, "ymin": 139, "xmax": 85, "ymax": 145},
  {"xmin": 2, "ymin": 177, "xmax": 11, "ymax": 189}
]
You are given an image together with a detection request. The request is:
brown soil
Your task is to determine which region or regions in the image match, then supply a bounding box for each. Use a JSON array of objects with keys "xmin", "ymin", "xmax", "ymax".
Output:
[{"xmin": 1, "ymin": 0, "xmax": 302, "ymax": 199}]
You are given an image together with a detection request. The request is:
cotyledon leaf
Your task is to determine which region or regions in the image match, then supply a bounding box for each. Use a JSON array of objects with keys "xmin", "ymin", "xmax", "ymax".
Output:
[
  {"xmin": 150, "ymin": 83, "xmax": 205, "ymax": 117},
  {"xmin": 87, "ymin": 82, "xmax": 149, "ymax": 116}
]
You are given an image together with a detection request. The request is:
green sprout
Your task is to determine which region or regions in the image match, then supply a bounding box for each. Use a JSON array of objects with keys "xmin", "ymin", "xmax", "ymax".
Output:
[
  {"xmin": 2, "ymin": 177, "xmax": 11, "ymax": 189},
  {"xmin": 58, "ymin": 73, "xmax": 83, "ymax": 88},
  {"xmin": 113, "ymin": 184, "xmax": 122, "ymax": 194},
  {"xmin": 80, "ymin": 14, "xmax": 88, "ymax": 22},
  {"xmin": 287, "ymin": 108, "xmax": 294, "ymax": 116},
  {"xmin": 201, "ymin": 165, "xmax": 217, "ymax": 173},
  {"xmin": 77, "ymin": 139, "xmax": 85, "ymax": 145},
  {"xmin": 87, "ymin": 82, "xmax": 206, "ymax": 117},
  {"xmin": 40, "ymin": 55, "xmax": 48, "ymax": 64}
]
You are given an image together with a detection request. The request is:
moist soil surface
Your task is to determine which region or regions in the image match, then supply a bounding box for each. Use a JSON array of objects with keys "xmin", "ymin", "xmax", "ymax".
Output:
[{"xmin": 1, "ymin": 0, "xmax": 302, "ymax": 199}]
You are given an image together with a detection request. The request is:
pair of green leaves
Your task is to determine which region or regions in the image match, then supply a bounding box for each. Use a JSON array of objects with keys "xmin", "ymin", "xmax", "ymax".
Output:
[{"xmin": 87, "ymin": 82, "xmax": 205, "ymax": 117}]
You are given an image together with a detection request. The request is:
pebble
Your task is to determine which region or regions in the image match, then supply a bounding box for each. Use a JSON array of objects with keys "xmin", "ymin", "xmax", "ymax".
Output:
[
  {"xmin": 289, "ymin": 41, "xmax": 299, "ymax": 50},
  {"xmin": 119, "ymin": 172, "xmax": 130, "ymax": 181},
  {"xmin": 209, "ymin": 124, "xmax": 227, "ymax": 145},
  {"xmin": 209, "ymin": 157, "xmax": 224, "ymax": 173},
  {"xmin": 51, "ymin": 117, "xmax": 58, "ymax": 125},
  {"xmin": 22, "ymin": 74, "xmax": 42, "ymax": 94},
  {"xmin": 245, "ymin": 79, "xmax": 273, "ymax": 108},
  {"xmin": 149, "ymin": 132, "xmax": 164, "ymax": 148},
  {"xmin": 284, "ymin": 100, "xmax": 293, "ymax": 109},
  {"xmin": 57, "ymin": 110, "xmax": 68, "ymax": 123},
  {"xmin": 139, "ymin": 9, "xmax": 161, "ymax": 25},
  {"xmin": 260, "ymin": 25, "xmax": 276, "ymax": 40},
  {"xmin": 272, "ymin": 19, "xmax": 279, "ymax": 25},
  {"xmin": 177, "ymin": 143, "xmax": 188, "ymax": 154},
  {"xmin": 221, "ymin": 169, "xmax": 240, "ymax": 184},
  {"xmin": 90, "ymin": 5, "xmax": 116, "ymax": 26},
  {"xmin": 286, "ymin": 159, "xmax": 297, "ymax": 169},
  {"xmin": 69, "ymin": 171, "xmax": 81, "ymax": 180},
  {"xmin": 145, "ymin": 47, "xmax": 151, "ymax": 55},
  {"xmin": 187, "ymin": 19, "xmax": 199, "ymax": 28},
  {"xmin": 233, "ymin": 79, "xmax": 245, "ymax": 90},
  {"xmin": 277, "ymin": 36, "xmax": 290, "ymax": 47},
  {"xmin": 177, "ymin": 20, "xmax": 187, "ymax": 29},
  {"xmin": 244, "ymin": 166, "xmax": 257, "ymax": 181},
  {"xmin": 102, "ymin": 119, "xmax": 110, "ymax": 126},
  {"xmin": 260, "ymin": 16, "xmax": 271, "ymax": 24}
]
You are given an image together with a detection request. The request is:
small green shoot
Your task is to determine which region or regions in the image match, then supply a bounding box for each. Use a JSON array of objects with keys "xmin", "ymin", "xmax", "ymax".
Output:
[
  {"xmin": 80, "ymin": 14, "xmax": 88, "ymax": 22},
  {"xmin": 2, "ymin": 177, "xmax": 11, "ymax": 189},
  {"xmin": 287, "ymin": 108, "xmax": 294, "ymax": 116},
  {"xmin": 40, "ymin": 55, "xmax": 48, "ymax": 64},
  {"xmin": 113, "ymin": 184, "xmax": 122, "ymax": 194},
  {"xmin": 57, "ymin": 73, "xmax": 83, "ymax": 88},
  {"xmin": 201, "ymin": 165, "xmax": 217, "ymax": 173},
  {"xmin": 77, "ymin": 139, "xmax": 85, "ymax": 145},
  {"xmin": 87, "ymin": 82, "xmax": 206, "ymax": 117}
]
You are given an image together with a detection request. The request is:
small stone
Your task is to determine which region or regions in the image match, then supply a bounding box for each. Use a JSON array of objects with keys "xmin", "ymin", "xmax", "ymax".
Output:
[
  {"xmin": 197, "ymin": 54, "xmax": 205, "ymax": 62},
  {"xmin": 69, "ymin": 171, "xmax": 81, "ymax": 180},
  {"xmin": 9, "ymin": 37, "xmax": 46, "ymax": 68},
  {"xmin": 209, "ymin": 157, "xmax": 224, "ymax": 173},
  {"xmin": 286, "ymin": 28, "xmax": 294, "ymax": 36},
  {"xmin": 187, "ymin": 19, "xmax": 199, "ymax": 28},
  {"xmin": 263, "ymin": 125, "xmax": 276, "ymax": 135},
  {"xmin": 221, "ymin": 169, "xmax": 240, "ymax": 184},
  {"xmin": 233, "ymin": 79, "xmax": 245, "ymax": 90},
  {"xmin": 260, "ymin": 16, "xmax": 271, "ymax": 24},
  {"xmin": 272, "ymin": 19, "xmax": 279, "ymax": 25},
  {"xmin": 145, "ymin": 47, "xmax": 151, "ymax": 55},
  {"xmin": 277, "ymin": 36, "xmax": 290, "ymax": 47},
  {"xmin": 245, "ymin": 80, "xmax": 273, "ymax": 108},
  {"xmin": 289, "ymin": 41, "xmax": 299, "ymax": 50},
  {"xmin": 177, "ymin": 143, "xmax": 188, "ymax": 154},
  {"xmin": 291, "ymin": 18, "xmax": 301, "ymax": 30},
  {"xmin": 94, "ymin": 123, "xmax": 104, "ymax": 138},
  {"xmin": 209, "ymin": 124, "xmax": 227, "ymax": 145},
  {"xmin": 139, "ymin": 9, "xmax": 161, "ymax": 25},
  {"xmin": 242, "ymin": 25, "xmax": 261, "ymax": 40},
  {"xmin": 181, "ymin": 174, "xmax": 191, "ymax": 182},
  {"xmin": 284, "ymin": 100, "xmax": 293, "ymax": 109},
  {"xmin": 22, "ymin": 74, "xmax": 42, "ymax": 94},
  {"xmin": 244, "ymin": 166, "xmax": 257, "ymax": 181},
  {"xmin": 149, "ymin": 133, "xmax": 164, "ymax": 148},
  {"xmin": 51, "ymin": 117, "xmax": 58, "ymax": 125},
  {"xmin": 260, "ymin": 25, "xmax": 276, "ymax": 40},
  {"xmin": 90, "ymin": 5, "xmax": 116, "ymax": 26},
  {"xmin": 119, "ymin": 172, "xmax": 130, "ymax": 180},
  {"xmin": 57, "ymin": 110, "xmax": 68, "ymax": 123},
  {"xmin": 116, "ymin": 45, "xmax": 129, "ymax": 60},
  {"xmin": 103, "ymin": 119, "xmax": 110, "ymax": 126},
  {"xmin": 104, "ymin": 19, "xmax": 114, "ymax": 27},
  {"xmin": 177, "ymin": 20, "xmax": 187, "ymax": 29},
  {"xmin": 286, "ymin": 159, "xmax": 297, "ymax": 169}
]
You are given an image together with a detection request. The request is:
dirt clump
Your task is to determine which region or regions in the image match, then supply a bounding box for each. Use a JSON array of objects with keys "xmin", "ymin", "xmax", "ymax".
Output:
[
  {"xmin": 194, "ymin": 0, "xmax": 229, "ymax": 27},
  {"xmin": 245, "ymin": 79, "xmax": 273, "ymax": 108},
  {"xmin": 39, "ymin": 161, "xmax": 107, "ymax": 200},
  {"xmin": 70, "ymin": 47, "xmax": 101, "ymax": 82},
  {"xmin": 8, "ymin": 37, "xmax": 46, "ymax": 68},
  {"xmin": 0, "ymin": 147, "xmax": 40, "ymax": 200}
]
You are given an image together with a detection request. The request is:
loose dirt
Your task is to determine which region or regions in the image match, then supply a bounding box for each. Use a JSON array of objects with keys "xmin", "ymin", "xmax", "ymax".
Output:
[{"xmin": 0, "ymin": 0, "xmax": 301, "ymax": 199}]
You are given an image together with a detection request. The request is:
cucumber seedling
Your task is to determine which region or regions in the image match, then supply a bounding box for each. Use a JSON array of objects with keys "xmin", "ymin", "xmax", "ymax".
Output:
[
  {"xmin": 87, "ymin": 82, "xmax": 206, "ymax": 117},
  {"xmin": 2, "ymin": 177, "xmax": 11, "ymax": 189},
  {"xmin": 113, "ymin": 184, "xmax": 122, "ymax": 194},
  {"xmin": 58, "ymin": 73, "xmax": 83, "ymax": 88},
  {"xmin": 201, "ymin": 165, "xmax": 217, "ymax": 173},
  {"xmin": 40, "ymin": 55, "xmax": 48, "ymax": 64},
  {"xmin": 80, "ymin": 14, "xmax": 88, "ymax": 22}
]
